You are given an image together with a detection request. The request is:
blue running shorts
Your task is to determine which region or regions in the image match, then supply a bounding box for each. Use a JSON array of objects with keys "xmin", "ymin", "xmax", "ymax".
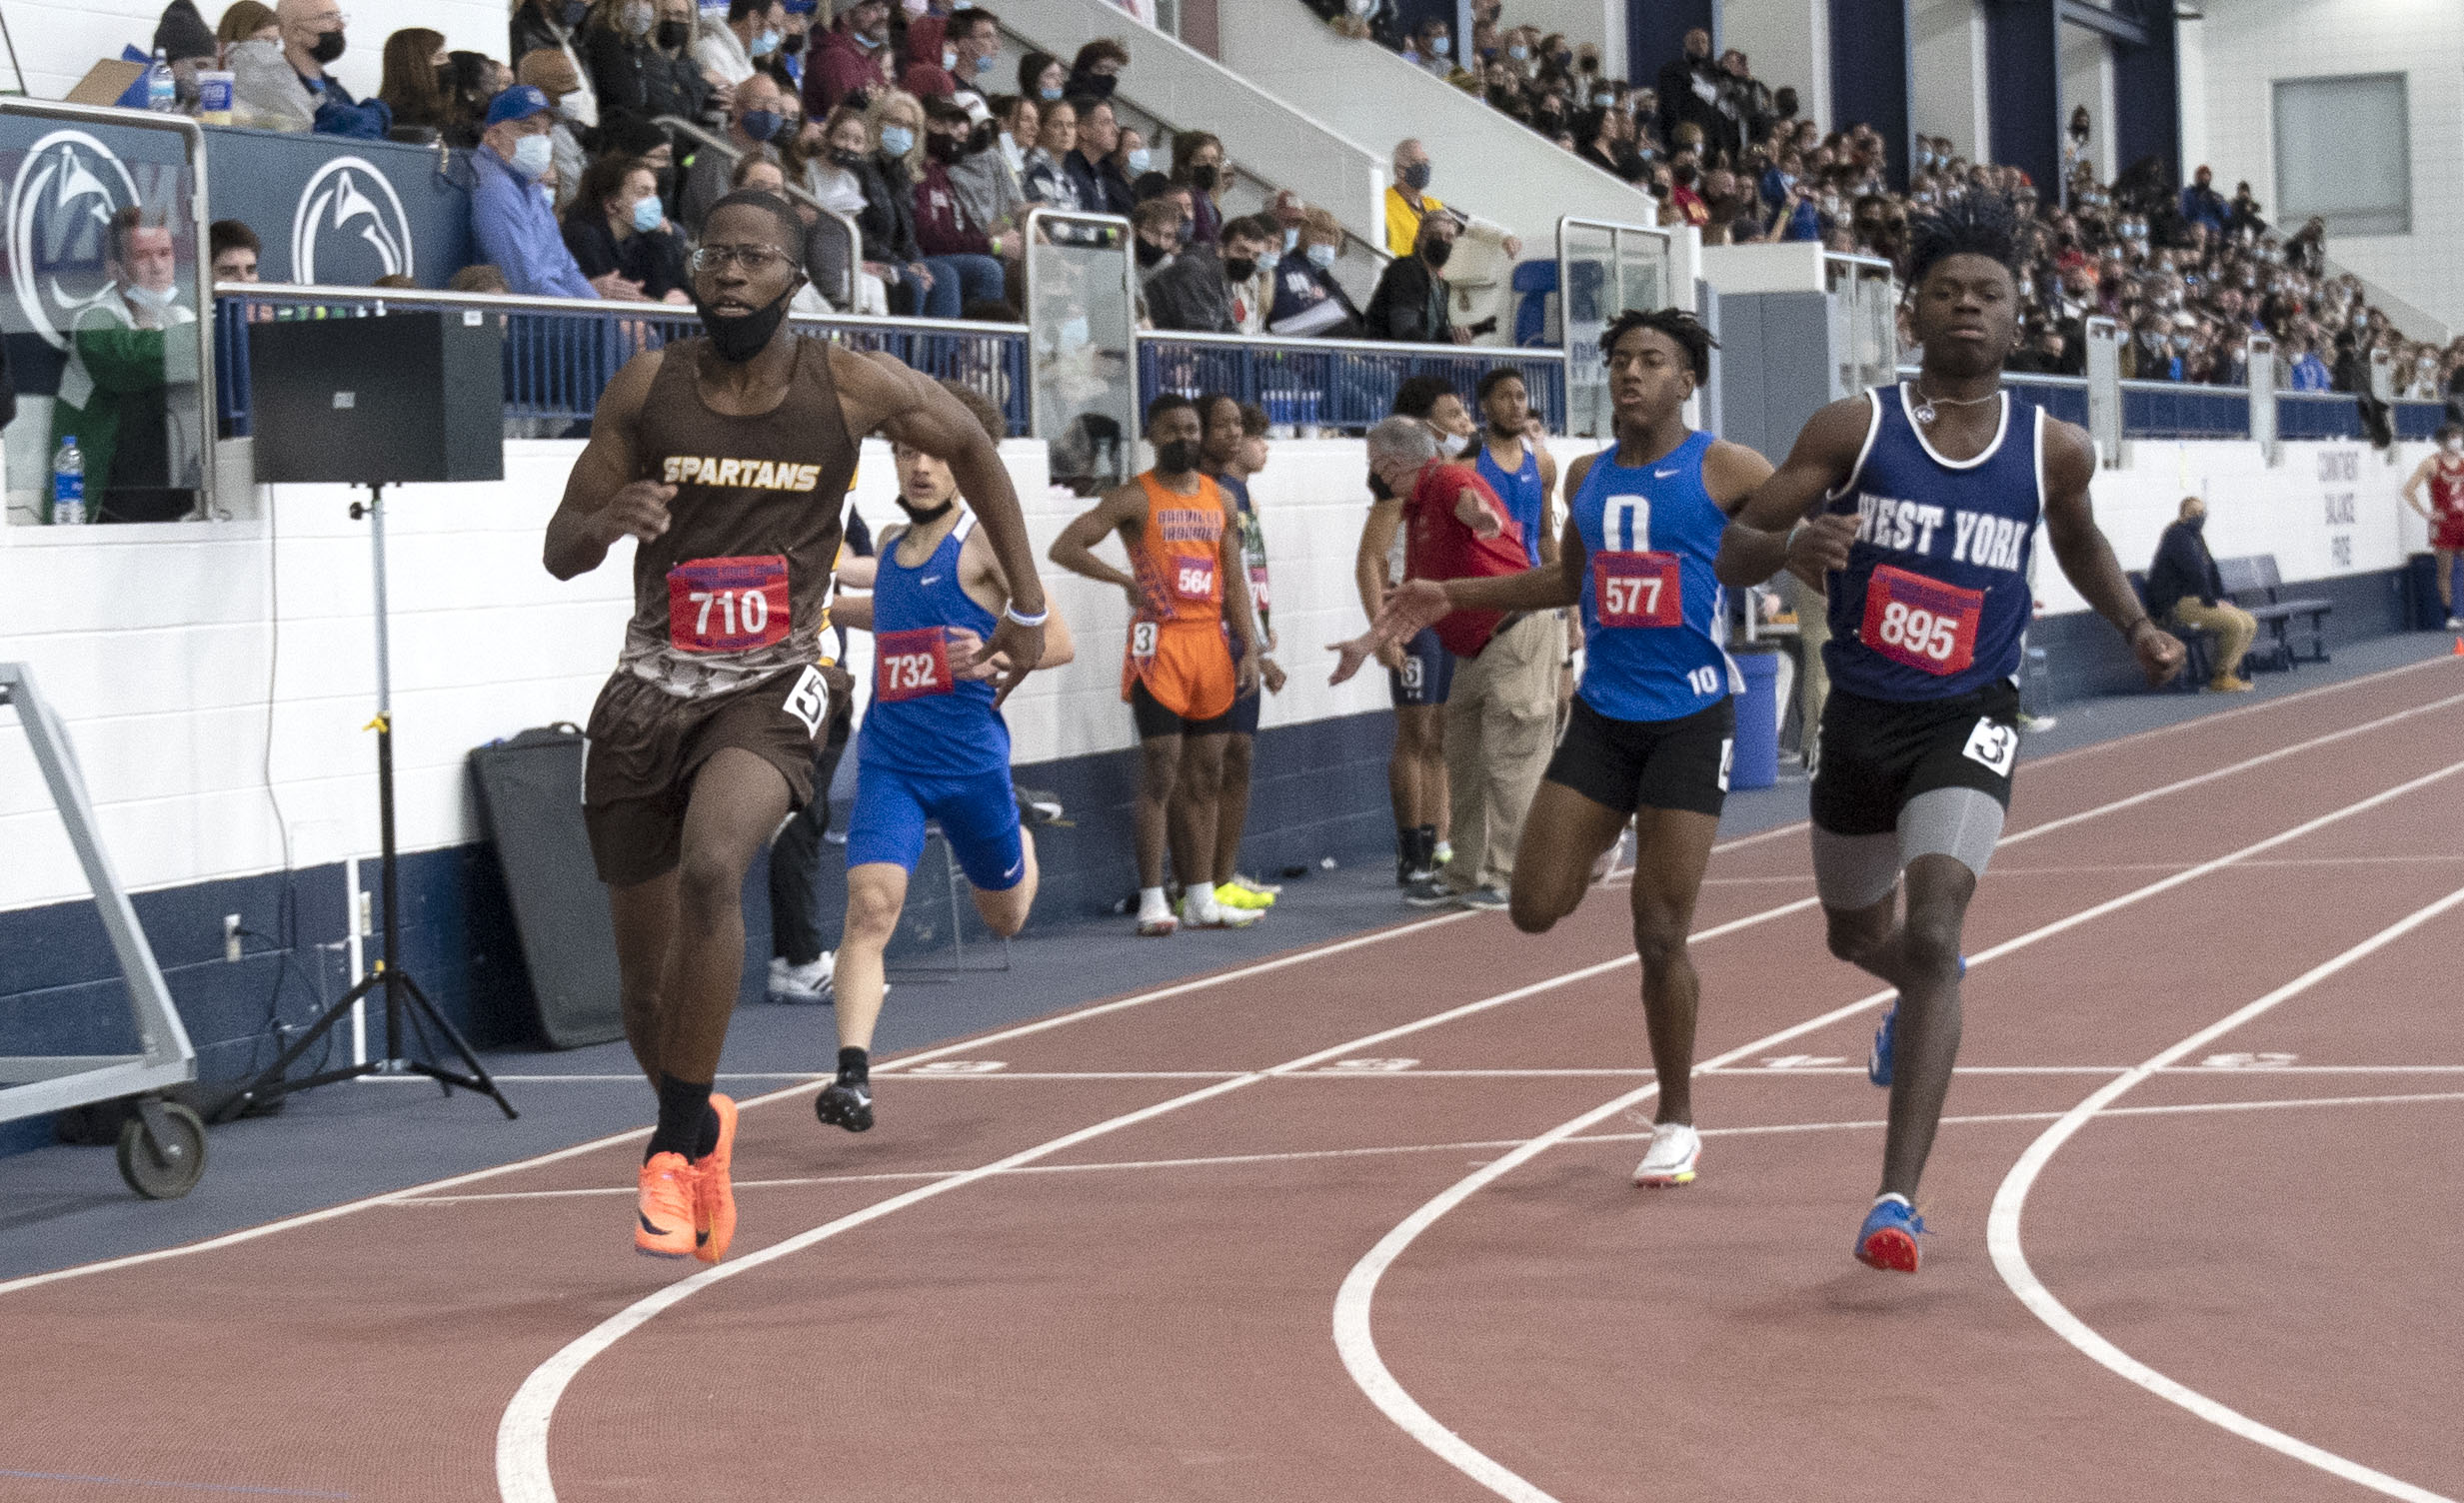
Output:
[{"xmin": 846, "ymin": 760, "xmax": 1027, "ymax": 890}]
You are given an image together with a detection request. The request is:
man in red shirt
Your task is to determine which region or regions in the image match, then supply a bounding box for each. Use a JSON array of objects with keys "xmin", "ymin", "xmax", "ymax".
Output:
[
  {"xmin": 1332, "ymin": 417, "xmax": 1555, "ymax": 910},
  {"xmin": 804, "ymin": 0, "xmax": 892, "ymax": 116}
]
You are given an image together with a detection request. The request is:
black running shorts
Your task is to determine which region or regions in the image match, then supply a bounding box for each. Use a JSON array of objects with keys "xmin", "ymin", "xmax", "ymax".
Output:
[
  {"xmin": 1543, "ymin": 694, "xmax": 1735, "ymax": 818},
  {"xmin": 1809, "ymin": 681, "xmax": 2021, "ymax": 838},
  {"xmin": 1130, "ymin": 679, "xmax": 1234, "ymax": 739}
]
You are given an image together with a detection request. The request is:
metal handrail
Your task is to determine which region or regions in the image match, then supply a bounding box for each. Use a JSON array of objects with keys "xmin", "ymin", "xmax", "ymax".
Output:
[
  {"xmin": 653, "ymin": 114, "xmax": 865, "ymax": 308},
  {"xmin": 1133, "ymin": 328, "xmax": 1567, "ymax": 362},
  {"xmin": 217, "ymin": 282, "xmax": 1025, "ymax": 338}
]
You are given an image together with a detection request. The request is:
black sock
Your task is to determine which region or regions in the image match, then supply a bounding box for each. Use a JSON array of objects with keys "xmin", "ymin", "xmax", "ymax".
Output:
[
  {"xmin": 694, "ymin": 1103, "xmax": 722, "ymax": 1161},
  {"xmin": 647, "ymin": 1073, "xmax": 713, "ymax": 1162},
  {"xmin": 1396, "ymin": 825, "xmax": 1416, "ymax": 860},
  {"xmin": 1416, "ymin": 824, "xmax": 1438, "ymax": 868},
  {"xmin": 838, "ymin": 1046, "xmax": 870, "ymax": 1086}
]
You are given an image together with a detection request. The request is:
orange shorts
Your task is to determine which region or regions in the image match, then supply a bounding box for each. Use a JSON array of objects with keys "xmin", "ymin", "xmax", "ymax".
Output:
[{"xmin": 1122, "ymin": 619, "xmax": 1235, "ymax": 724}]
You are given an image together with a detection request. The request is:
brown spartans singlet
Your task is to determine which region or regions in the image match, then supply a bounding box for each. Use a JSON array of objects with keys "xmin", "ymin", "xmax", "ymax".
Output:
[{"xmin": 618, "ymin": 335, "xmax": 860, "ymax": 700}]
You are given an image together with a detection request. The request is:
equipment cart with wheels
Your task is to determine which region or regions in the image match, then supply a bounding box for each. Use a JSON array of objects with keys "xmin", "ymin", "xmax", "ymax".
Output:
[{"xmin": 0, "ymin": 663, "xmax": 207, "ymax": 1199}]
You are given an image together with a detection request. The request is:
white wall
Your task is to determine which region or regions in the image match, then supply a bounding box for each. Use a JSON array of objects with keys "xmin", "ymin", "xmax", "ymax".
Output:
[
  {"xmin": 0, "ymin": 431, "xmax": 1614, "ymax": 913},
  {"xmin": 2194, "ymin": 0, "xmax": 2464, "ymax": 334},
  {"xmin": 1908, "ymin": 0, "xmax": 1986, "ymax": 160},
  {"xmin": 1719, "ymin": 0, "xmax": 1829, "ymax": 133},
  {"xmin": 1503, "ymin": 0, "xmax": 1617, "ymax": 75},
  {"xmin": 6, "ymin": 0, "xmax": 505, "ymax": 103}
]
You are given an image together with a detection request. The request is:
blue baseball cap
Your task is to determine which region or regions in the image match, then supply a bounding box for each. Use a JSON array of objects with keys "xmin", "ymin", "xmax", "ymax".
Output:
[{"xmin": 485, "ymin": 85, "xmax": 554, "ymax": 129}]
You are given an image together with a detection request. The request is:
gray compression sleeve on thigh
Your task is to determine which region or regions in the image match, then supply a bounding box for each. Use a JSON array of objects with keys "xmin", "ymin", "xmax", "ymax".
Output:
[
  {"xmin": 1810, "ymin": 824, "xmax": 1904, "ymax": 910},
  {"xmin": 1898, "ymin": 786, "xmax": 2008, "ymax": 878}
]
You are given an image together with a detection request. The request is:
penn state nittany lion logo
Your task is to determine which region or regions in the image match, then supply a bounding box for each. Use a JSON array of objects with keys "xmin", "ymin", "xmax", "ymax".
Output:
[
  {"xmin": 6, "ymin": 129, "xmax": 144, "ymax": 351},
  {"xmin": 290, "ymin": 157, "xmax": 415, "ymax": 286}
]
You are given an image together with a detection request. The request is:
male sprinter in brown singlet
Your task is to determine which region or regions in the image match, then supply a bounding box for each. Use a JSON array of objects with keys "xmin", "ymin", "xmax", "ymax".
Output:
[
  {"xmin": 544, "ymin": 190, "xmax": 1050, "ymax": 1264},
  {"xmin": 1050, "ymin": 394, "xmax": 1262, "ymax": 934}
]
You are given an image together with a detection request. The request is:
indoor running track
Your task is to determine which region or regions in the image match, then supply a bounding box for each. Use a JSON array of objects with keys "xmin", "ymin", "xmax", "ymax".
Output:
[{"xmin": 4, "ymin": 658, "xmax": 2461, "ymax": 1503}]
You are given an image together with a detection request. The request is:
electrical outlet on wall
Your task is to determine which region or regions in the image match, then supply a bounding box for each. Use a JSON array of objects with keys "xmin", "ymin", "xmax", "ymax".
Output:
[{"xmin": 223, "ymin": 914, "xmax": 243, "ymax": 964}]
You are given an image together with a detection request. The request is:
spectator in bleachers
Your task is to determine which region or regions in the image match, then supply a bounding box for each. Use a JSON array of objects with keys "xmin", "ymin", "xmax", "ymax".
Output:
[
  {"xmin": 1130, "ymin": 197, "xmax": 1185, "ymax": 301},
  {"xmin": 1018, "ymin": 50, "xmax": 1066, "ymax": 104},
  {"xmin": 49, "ymin": 208, "xmax": 197, "ymax": 523},
  {"xmin": 946, "ymin": 100, "xmax": 1029, "ymax": 252},
  {"xmin": 442, "ymin": 52, "xmax": 513, "ymax": 147},
  {"xmin": 448, "ymin": 263, "xmax": 511, "ymax": 294},
  {"xmin": 228, "ymin": 0, "xmax": 388, "ymax": 137},
  {"xmin": 680, "ymin": 72, "xmax": 788, "ymax": 235},
  {"xmin": 1066, "ymin": 98, "xmax": 1136, "ymax": 217},
  {"xmin": 2288, "ymin": 336, "xmax": 2332, "ymax": 392},
  {"xmin": 1020, "ymin": 99, "xmax": 1086, "ymax": 211},
  {"xmin": 1172, "ymin": 131, "xmax": 1230, "ymax": 248},
  {"xmin": 795, "ymin": 106, "xmax": 888, "ymax": 313},
  {"xmin": 1266, "ymin": 206, "xmax": 1362, "ymax": 338},
  {"xmin": 943, "ymin": 7, "xmax": 1004, "ymax": 95},
  {"xmin": 2179, "ymin": 164, "xmax": 2229, "ymax": 237},
  {"xmin": 912, "ymin": 100, "xmax": 1011, "ymax": 316},
  {"xmin": 378, "ymin": 29, "xmax": 454, "ymax": 142},
  {"xmin": 216, "ymin": 0, "xmax": 278, "ymax": 59},
  {"xmin": 1380, "ymin": 137, "xmax": 1520, "ymax": 262},
  {"xmin": 511, "ymin": 0, "xmax": 601, "ymax": 132},
  {"xmin": 1653, "ymin": 27, "xmax": 1720, "ymax": 150},
  {"xmin": 805, "ymin": 0, "xmax": 891, "ymax": 112},
  {"xmin": 1066, "ymin": 38, "xmax": 1129, "ymax": 101},
  {"xmin": 585, "ymin": 0, "xmax": 717, "ymax": 144},
  {"xmin": 1227, "ymin": 214, "xmax": 1279, "ymax": 334},
  {"xmin": 518, "ymin": 51, "xmax": 593, "ymax": 212},
  {"xmin": 994, "ymin": 94, "xmax": 1037, "ymax": 177},
  {"xmin": 2145, "ymin": 496, "xmax": 2256, "ymax": 693},
  {"xmin": 1146, "ymin": 216, "xmax": 1268, "ymax": 335},
  {"xmin": 209, "ymin": 220, "xmax": 261, "ymax": 283},
  {"xmin": 849, "ymin": 90, "xmax": 948, "ymax": 317},
  {"xmin": 471, "ymin": 86, "xmax": 610, "ymax": 300},
  {"xmin": 695, "ymin": 0, "xmax": 787, "ymax": 90},
  {"xmin": 1363, "ymin": 211, "xmax": 1463, "ymax": 345},
  {"xmin": 562, "ymin": 154, "xmax": 692, "ymax": 305}
]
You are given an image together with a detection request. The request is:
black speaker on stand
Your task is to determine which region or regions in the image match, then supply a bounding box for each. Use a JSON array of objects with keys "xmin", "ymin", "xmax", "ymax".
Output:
[{"xmin": 217, "ymin": 311, "xmax": 519, "ymax": 1123}]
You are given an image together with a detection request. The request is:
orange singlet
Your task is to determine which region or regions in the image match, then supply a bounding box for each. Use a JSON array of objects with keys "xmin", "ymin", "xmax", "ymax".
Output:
[{"xmin": 1120, "ymin": 470, "xmax": 1238, "ymax": 722}]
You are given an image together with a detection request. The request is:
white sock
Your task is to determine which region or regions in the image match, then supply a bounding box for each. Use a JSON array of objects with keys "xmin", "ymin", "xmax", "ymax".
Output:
[
  {"xmin": 1874, "ymin": 1191, "xmax": 1911, "ymax": 1209},
  {"xmin": 1138, "ymin": 885, "xmax": 1171, "ymax": 919},
  {"xmin": 1185, "ymin": 886, "xmax": 1221, "ymax": 921}
]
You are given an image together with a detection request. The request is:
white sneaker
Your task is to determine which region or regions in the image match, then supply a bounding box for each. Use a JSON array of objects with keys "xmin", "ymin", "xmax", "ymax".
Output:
[
  {"xmin": 1179, "ymin": 891, "xmax": 1259, "ymax": 928},
  {"xmin": 1633, "ymin": 1121, "xmax": 1701, "ymax": 1187},
  {"xmin": 2445, "ymin": 616, "xmax": 2464, "ymax": 630},
  {"xmin": 767, "ymin": 952, "xmax": 835, "ymax": 1004}
]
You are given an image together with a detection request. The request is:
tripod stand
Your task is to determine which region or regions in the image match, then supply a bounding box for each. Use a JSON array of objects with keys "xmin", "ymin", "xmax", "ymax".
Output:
[{"xmin": 215, "ymin": 483, "xmax": 518, "ymax": 1123}]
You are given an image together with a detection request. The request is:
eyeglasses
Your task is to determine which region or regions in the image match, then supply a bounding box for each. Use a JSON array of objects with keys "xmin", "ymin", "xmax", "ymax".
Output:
[{"xmin": 690, "ymin": 244, "xmax": 790, "ymax": 275}]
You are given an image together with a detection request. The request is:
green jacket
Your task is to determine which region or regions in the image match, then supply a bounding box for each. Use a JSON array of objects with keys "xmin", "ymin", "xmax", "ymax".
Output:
[{"xmin": 46, "ymin": 300, "xmax": 198, "ymax": 516}]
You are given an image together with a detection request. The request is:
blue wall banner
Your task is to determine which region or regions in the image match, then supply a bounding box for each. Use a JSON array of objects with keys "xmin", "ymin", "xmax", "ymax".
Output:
[{"xmin": 199, "ymin": 126, "xmax": 473, "ymax": 290}]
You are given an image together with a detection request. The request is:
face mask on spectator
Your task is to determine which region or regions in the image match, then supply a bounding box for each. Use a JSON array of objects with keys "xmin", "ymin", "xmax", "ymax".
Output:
[
  {"xmin": 1307, "ymin": 242, "xmax": 1336, "ymax": 268},
  {"xmin": 1281, "ymin": 226, "xmax": 1298, "ymax": 251},
  {"xmin": 1080, "ymin": 74, "xmax": 1118, "ymax": 100},
  {"xmin": 1039, "ymin": 84, "xmax": 1063, "ymax": 101},
  {"xmin": 1423, "ymin": 237, "xmax": 1452, "ymax": 269},
  {"xmin": 752, "ymin": 29, "xmax": 781, "ymax": 57},
  {"xmin": 1429, "ymin": 35, "xmax": 1450, "ymax": 56},
  {"xmin": 632, "ymin": 194, "xmax": 664, "ymax": 234},
  {"xmin": 2446, "ymin": 438, "xmax": 2463, "ymax": 456},
  {"xmin": 942, "ymin": 46, "xmax": 957, "ymax": 70},
  {"xmin": 1506, "ymin": 44, "xmax": 1527, "ymax": 60},
  {"xmin": 510, "ymin": 132, "xmax": 554, "ymax": 180},
  {"xmin": 621, "ymin": 1, "xmax": 654, "ymax": 35},
  {"xmin": 1136, "ymin": 238, "xmax": 1170, "ymax": 268},
  {"xmin": 1190, "ymin": 164, "xmax": 1219, "ymax": 192},
  {"xmin": 833, "ymin": 145, "xmax": 868, "ymax": 168},
  {"xmin": 1400, "ymin": 162, "xmax": 1432, "ymax": 192},
  {"xmin": 657, "ymin": 19, "xmax": 691, "ymax": 48},
  {"xmin": 1223, "ymin": 255, "xmax": 1256, "ymax": 281},
  {"xmin": 927, "ymin": 131, "xmax": 964, "ymax": 163},
  {"xmin": 310, "ymin": 28, "xmax": 346, "ymax": 64},
  {"xmin": 1126, "ymin": 146, "xmax": 1152, "ymax": 174},
  {"xmin": 1175, "ymin": 220, "xmax": 1194, "ymax": 248},
  {"xmin": 1255, "ymin": 249, "xmax": 1280, "ymax": 274},
  {"xmin": 562, "ymin": 0, "xmax": 589, "ymax": 26},
  {"xmin": 782, "ymin": 31, "xmax": 804, "ymax": 54},
  {"xmin": 742, "ymin": 109, "xmax": 782, "ymax": 142},
  {"xmin": 880, "ymin": 125, "xmax": 916, "ymax": 157},
  {"xmin": 124, "ymin": 282, "xmax": 178, "ymax": 311},
  {"xmin": 974, "ymin": 53, "xmax": 995, "ymax": 74}
]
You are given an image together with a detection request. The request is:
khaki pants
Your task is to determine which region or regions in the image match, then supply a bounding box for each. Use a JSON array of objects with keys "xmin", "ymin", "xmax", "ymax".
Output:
[
  {"xmin": 2171, "ymin": 599, "xmax": 2259, "ymax": 682},
  {"xmin": 1441, "ymin": 613, "xmax": 1560, "ymax": 894},
  {"xmin": 1786, "ymin": 574, "xmax": 1830, "ymax": 757}
]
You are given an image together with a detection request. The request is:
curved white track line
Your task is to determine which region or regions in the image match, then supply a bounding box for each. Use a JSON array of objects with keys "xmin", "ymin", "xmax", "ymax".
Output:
[
  {"xmin": 494, "ymin": 895, "xmax": 1824, "ymax": 1501},
  {"xmin": 1987, "ymin": 882, "xmax": 2464, "ymax": 1503},
  {"xmin": 1332, "ymin": 753, "xmax": 2464, "ymax": 1503}
]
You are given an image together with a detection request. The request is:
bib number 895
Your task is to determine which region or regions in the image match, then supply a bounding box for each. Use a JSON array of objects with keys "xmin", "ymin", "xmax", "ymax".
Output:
[{"xmin": 1876, "ymin": 600, "xmax": 1957, "ymax": 663}]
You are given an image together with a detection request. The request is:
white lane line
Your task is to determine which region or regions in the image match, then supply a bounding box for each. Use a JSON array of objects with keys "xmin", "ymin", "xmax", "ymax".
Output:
[
  {"xmin": 12, "ymin": 662, "xmax": 2447, "ymax": 1300},
  {"xmin": 411, "ymin": 1088, "xmax": 2464, "ymax": 1207},
  {"xmin": 493, "ymin": 890, "xmax": 1829, "ymax": 1502},
  {"xmin": 1988, "ymin": 883, "xmax": 2464, "ymax": 1503},
  {"xmin": 1708, "ymin": 853, "xmax": 2464, "ymax": 886},
  {"xmin": 2023, "ymin": 653, "xmax": 2459, "ymax": 770},
  {"xmin": 1330, "ymin": 755, "xmax": 2464, "ymax": 1503}
]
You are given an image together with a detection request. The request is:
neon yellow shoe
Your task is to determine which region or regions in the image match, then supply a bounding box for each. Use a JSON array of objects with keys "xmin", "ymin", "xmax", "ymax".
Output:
[{"xmin": 1215, "ymin": 879, "xmax": 1274, "ymax": 911}]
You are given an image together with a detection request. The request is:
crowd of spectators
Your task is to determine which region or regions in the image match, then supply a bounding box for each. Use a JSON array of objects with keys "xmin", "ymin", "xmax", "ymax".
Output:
[{"xmin": 1337, "ymin": 0, "xmax": 2464, "ymax": 402}]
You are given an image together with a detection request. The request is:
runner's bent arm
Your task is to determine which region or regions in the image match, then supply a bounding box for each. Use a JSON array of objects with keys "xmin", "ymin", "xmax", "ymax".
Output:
[
  {"xmin": 2040, "ymin": 420, "xmax": 2187, "ymax": 687},
  {"xmin": 1535, "ymin": 447, "xmax": 1561, "ymax": 568},
  {"xmin": 1430, "ymin": 454, "xmax": 1592, "ymax": 615},
  {"xmin": 2401, "ymin": 457, "xmax": 2435, "ymax": 519},
  {"xmin": 1713, "ymin": 397, "xmax": 1871, "ymax": 588},
  {"xmin": 1048, "ymin": 485, "xmax": 1148, "ymax": 602},
  {"xmin": 964, "ymin": 527, "xmax": 1076, "ymax": 668},
  {"xmin": 833, "ymin": 594, "xmax": 875, "ymax": 632},
  {"xmin": 543, "ymin": 351, "xmax": 668, "ymax": 580},
  {"xmin": 1220, "ymin": 502, "xmax": 1261, "ymax": 694},
  {"xmin": 1355, "ymin": 497, "xmax": 1404, "ymax": 621}
]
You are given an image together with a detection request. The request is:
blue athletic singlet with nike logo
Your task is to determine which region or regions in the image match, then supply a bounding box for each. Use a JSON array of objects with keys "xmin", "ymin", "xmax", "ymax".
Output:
[
  {"xmin": 1476, "ymin": 440, "xmax": 1548, "ymax": 567},
  {"xmin": 859, "ymin": 513, "xmax": 1009, "ymax": 775},
  {"xmin": 1821, "ymin": 383, "xmax": 2045, "ymax": 703},
  {"xmin": 1572, "ymin": 430, "xmax": 1737, "ymax": 723}
]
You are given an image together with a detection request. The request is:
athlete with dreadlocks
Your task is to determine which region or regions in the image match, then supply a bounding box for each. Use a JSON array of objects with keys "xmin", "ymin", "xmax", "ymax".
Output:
[
  {"xmin": 1715, "ymin": 193, "xmax": 2185, "ymax": 1272},
  {"xmin": 1337, "ymin": 306, "xmax": 1771, "ymax": 1189}
]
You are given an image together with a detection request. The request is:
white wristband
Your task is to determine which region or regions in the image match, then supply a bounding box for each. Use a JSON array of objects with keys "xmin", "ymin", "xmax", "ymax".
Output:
[{"xmin": 1003, "ymin": 602, "xmax": 1050, "ymax": 628}]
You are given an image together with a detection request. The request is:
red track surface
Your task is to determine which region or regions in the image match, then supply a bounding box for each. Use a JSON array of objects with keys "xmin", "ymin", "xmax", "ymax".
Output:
[{"xmin": 4, "ymin": 660, "xmax": 2461, "ymax": 1502}]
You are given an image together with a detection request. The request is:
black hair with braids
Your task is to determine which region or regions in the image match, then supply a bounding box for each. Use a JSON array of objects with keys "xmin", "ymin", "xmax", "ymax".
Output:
[
  {"xmin": 1598, "ymin": 306, "xmax": 1718, "ymax": 382},
  {"xmin": 1903, "ymin": 191, "xmax": 2019, "ymax": 287}
]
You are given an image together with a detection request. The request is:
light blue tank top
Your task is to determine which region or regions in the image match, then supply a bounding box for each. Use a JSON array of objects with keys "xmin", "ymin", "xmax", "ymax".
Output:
[{"xmin": 1572, "ymin": 430, "xmax": 1736, "ymax": 724}]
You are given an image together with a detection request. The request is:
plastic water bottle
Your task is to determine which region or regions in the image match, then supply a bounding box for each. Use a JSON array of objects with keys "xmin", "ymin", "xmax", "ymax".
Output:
[
  {"xmin": 146, "ymin": 48, "xmax": 177, "ymax": 113},
  {"xmin": 52, "ymin": 436, "xmax": 87, "ymax": 526}
]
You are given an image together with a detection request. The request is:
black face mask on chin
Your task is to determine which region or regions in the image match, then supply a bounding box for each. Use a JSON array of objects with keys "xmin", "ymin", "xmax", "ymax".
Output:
[
  {"xmin": 1422, "ymin": 237, "xmax": 1453, "ymax": 269},
  {"xmin": 1154, "ymin": 438, "xmax": 1201, "ymax": 475},
  {"xmin": 310, "ymin": 29, "xmax": 347, "ymax": 64},
  {"xmin": 695, "ymin": 284, "xmax": 797, "ymax": 363},
  {"xmin": 897, "ymin": 495, "xmax": 957, "ymax": 524},
  {"xmin": 656, "ymin": 19, "xmax": 692, "ymax": 49}
]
